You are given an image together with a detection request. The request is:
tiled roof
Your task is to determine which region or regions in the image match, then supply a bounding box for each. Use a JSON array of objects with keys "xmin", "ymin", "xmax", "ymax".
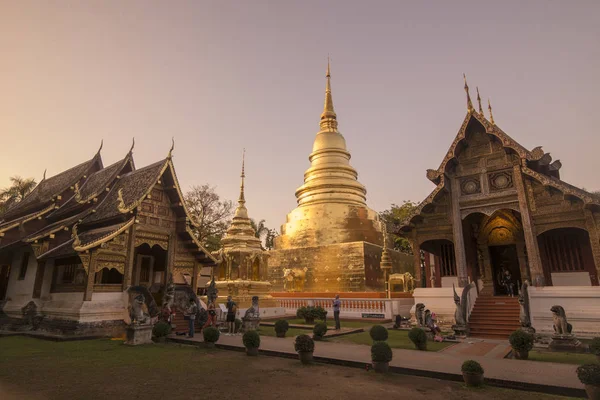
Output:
[
  {"xmin": 50, "ymin": 156, "xmax": 131, "ymax": 220},
  {"xmin": 38, "ymin": 239, "xmax": 76, "ymax": 260},
  {"xmin": 2, "ymin": 154, "xmax": 101, "ymax": 220},
  {"xmin": 73, "ymin": 218, "xmax": 134, "ymax": 251},
  {"xmin": 24, "ymin": 210, "xmax": 89, "ymax": 242},
  {"xmin": 0, "ymin": 203, "xmax": 57, "ymax": 234},
  {"xmin": 81, "ymin": 159, "xmax": 167, "ymax": 225}
]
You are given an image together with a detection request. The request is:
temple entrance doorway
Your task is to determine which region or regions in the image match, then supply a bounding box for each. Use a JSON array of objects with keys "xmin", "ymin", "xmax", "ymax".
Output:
[
  {"xmin": 489, "ymin": 244, "xmax": 521, "ymax": 296},
  {"xmin": 132, "ymin": 244, "xmax": 167, "ymax": 291}
]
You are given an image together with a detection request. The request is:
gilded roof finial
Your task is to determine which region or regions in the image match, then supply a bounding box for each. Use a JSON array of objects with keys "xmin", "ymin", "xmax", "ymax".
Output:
[
  {"xmin": 476, "ymin": 87, "xmax": 483, "ymax": 114},
  {"xmin": 488, "ymin": 98, "xmax": 495, "ymax": 125},
  {"xmin": 42, "ymin": 169, "xmax": 47, "ymax": 181},
  {"xmin": 239, "ymin": 148, "xmax": 246, "ymax": 204},
  {"xmin": 97, "ymin": 139, "xmax": 103, "ymax": 154},
  {"xmin": 320, "ymin": 56, "xmax": 338, "ymax": 131},
  {"xmin": 463, "ymin": 74, "xmax": 474, "ymax": 113},
  {"xmin": 167, "ymin": 137, "xmax": 175, "ymax": 159},
  {"xmin": 74, "ymin": 182, "xmax": 82, "ymax": 202},
  {"xmin": 129, "ymin": 137, "xmax": 135, "ymax": 154},
  {"xmin": 71, "ymin": 224, "xmax": 80, "ymax": 248},
  {"xmin": 117, "ymin": 188, "xmax": 127, "ymax": 212}
]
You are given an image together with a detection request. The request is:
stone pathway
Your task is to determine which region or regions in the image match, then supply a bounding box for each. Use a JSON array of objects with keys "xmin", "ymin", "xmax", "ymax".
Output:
[{"xmin": 169, "ymin": 333, "xmax": 584, "ymax": 395}]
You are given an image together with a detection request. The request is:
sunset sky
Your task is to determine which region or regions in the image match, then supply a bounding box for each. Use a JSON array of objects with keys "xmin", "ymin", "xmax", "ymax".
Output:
[{"xmin": 1, "ymin": 1, "xmax": 599, "ymax": 230}]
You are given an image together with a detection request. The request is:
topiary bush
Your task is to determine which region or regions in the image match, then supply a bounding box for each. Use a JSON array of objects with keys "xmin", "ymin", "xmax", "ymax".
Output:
[
  {"xmin": 234, "ymin": 318, "xmax": 242, "ymax": 333},
  {"xmin": 313, "ymin": 322, "xmax": 328, "ymax": 340},
  {"xmin": 369, "ymin": 325, "xmax": 389, "ymax": 342},
  {"xmin": 461, "ymin": 360, "xmax": 484, "ymax": 374},
  {"xmin": 296, "ymin": 306, "xmax": 327, "ymax": 323},
  {"xmin": 576, "ymin": 364, "xmax": 600, "ymax": 386},
  {"xmin": 371, "ymin": 341, "xmax": 393, "ymax": 363},
  {"xmin": 408, "ymin": 327, "xmax": 428, "ymax": 350},
  {"xmin": 294, "ymin": 334, "xmax": 315, "ymax": 353},
  {"xmin": 509, "ymin": 330, "xmax": 534, "ymax": 352},
  {"xmin": 152, "ymin": 321, "xmax": 171, "ymax": 338},
  {"xmin": 589, "ymin": 337, "xmax": 600, "ymax": 355},
  {"xmin": 274, "ymin": 320, "xmax": 289, "ymax": 337},
  {"xmin": 203, "ymin": 326, "xmax": 220, "ymax": 343},
  {"xmin": 242, "ymin": 330, "xmax": 261, "ymax": 349}
]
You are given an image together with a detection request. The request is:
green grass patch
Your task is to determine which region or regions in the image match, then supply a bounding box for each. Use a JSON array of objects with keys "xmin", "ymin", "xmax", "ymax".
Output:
[
  {"xmin": 284, "ymin": 318, "xmax": 375, "ymax": 328},
  {"xmin": 332, "ymin": 329, "xmax": 453, "ymax": 352},
  {"xmin": 527, "ymin": 350, "xmax": 597, "ymax": 365},
  {"xmin": 257, "ymin": 327, "xmax": 311, "ymax": 338}
]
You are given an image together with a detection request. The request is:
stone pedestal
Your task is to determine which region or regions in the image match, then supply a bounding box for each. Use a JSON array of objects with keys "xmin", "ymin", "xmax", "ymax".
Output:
[
  {"xmin": 452, "ymin": 324, "xmax": 469, "ymax": 337},
  {"xmin": 125, "ymin": 324, "xmax": 153, "ymax": 346},
  {"xmin": 242, "ymin": 317, "xmax": 260, "ymax": 332},
  {"xmin": 548, "ymin": 334, "xmax": 586, "ymax": 353}
]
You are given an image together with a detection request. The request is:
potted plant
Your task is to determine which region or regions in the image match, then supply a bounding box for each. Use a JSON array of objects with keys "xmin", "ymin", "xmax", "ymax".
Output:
[
  {"xmin": 371, "ymin": 341, "xmax": 393, "ymax": 373},
  {"xmin": 461, "ymin": 360, "xmax": 484, "ymax": 387},
  {"xmin": 274, "ymin": 320, "xmax": 289, "ymax": 338},
  {"xmin": 369, "ymin": 325, "xmax": 389, "ymax": 342},
  {"xmin": 408, "ymin": 327, "xmax": 427, "ymax": 351},
  {"xmin": 577, "ymin": 364, "xmax": 600, "ymax": 400},
  {"xmin": 590, "ymin": 337, "xmax": 600, "ymax": 363},
  {"xmin": 294, "ymin": 334, "xmax": 315, "ymax": 364},
  {"xmin": 152, "ymin": 321, "xmax": 171, "ymax": 343},
  {"xmin": 509, "ymin": 330, "xmax": 534, "ymax": 360},
  {"xmin": 313, "ymin": 322, "xmax": 328, "ymax": 340},
  {"xmin": 202, "ymin": 326, "xmax": 220, "ymax": 348},
  {"xmin": 242, "ymin": 330, "xmax": 261, "ymax": 356}
]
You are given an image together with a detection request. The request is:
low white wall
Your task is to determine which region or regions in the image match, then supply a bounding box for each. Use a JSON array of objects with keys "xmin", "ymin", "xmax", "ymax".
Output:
[
  {"xmin": 4, "ymin": 247, "xmax": 38, "ymax": 315},
  {"xmin": 529, "ymin": 286, "xmax": 600, "ymax": 337},
  {"xmin": 551, "ymin": 272, "xmax": 591, "ymax": 287},
  {"xmin": 441, "ymin": 277, "xmax": 458, "ymax": 288},
  {"xmin": 411, "ymin": 288, "xmax": 456, "ymax": 326}
]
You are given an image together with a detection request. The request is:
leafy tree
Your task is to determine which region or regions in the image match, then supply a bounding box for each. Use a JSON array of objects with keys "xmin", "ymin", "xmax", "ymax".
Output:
[
  {"xmin": 0, "ymin": 176, "xmax": 37, "ymax": 216},
  {"xmin": 379, "ymin": 201, "xmax": 418, "ymax": 255},
  {"xmin": 265, "ymin": 228, "xmax": 279, "ymax": 250},
  {"xmin": 185, "ymin": 184, "xmax": 234, "ymax": 252},
  {"xmin": 250, "ymin": 218, "xmax": 268, "ymax": 241}
]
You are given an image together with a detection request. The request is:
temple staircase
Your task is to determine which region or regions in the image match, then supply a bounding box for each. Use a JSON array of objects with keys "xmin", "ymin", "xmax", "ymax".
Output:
[{"xmin": 468, "ymin": 293, "xmax": 520, "ymax": 339}]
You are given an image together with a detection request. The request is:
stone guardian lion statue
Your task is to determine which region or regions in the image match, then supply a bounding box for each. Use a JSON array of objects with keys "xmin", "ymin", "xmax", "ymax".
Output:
[{"xmin": 551, "ymin": 305, "xmax": 572, "ymax": 335}]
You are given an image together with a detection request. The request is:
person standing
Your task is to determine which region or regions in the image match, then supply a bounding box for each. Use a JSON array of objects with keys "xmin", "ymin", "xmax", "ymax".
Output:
[
  {"xmin": 203, "ymin": 300, "xmax": 217, "ymax": 331},
  {"xmin": 333, "ymin": 294, "xmax": 341, "ymax": 330},
  {"xmin": 226, "ymin": 296, "xmax": 237, "ymax": 335},
  {"xmin": 187, "ymin": 298, "xmax": 198, "ymax": 338}
]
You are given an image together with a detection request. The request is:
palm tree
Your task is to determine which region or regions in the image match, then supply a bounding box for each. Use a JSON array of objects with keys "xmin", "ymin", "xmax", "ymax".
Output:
[
  {"xmin": 0, "ymin": 176, "xmax": 37, "ymax": 215},
  {"xmin": 250, "ymin": 218, "xmax": 269, "ymax": 249}
]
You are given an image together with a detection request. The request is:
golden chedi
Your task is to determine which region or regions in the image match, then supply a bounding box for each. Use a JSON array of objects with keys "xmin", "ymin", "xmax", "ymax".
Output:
[
  {"xmin": 214, "ymin": 152, "xmax": 275, "ymax": 307},
  {"xmin": 268, "ymin": 61, "xmax": 412, "ymax": 293}
]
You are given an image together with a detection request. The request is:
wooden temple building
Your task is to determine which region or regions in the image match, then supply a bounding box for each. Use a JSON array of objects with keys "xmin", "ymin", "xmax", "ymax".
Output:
[
  {"xmin": 397, "ymin": 78, "xmax": 600, "ymax": 337},
  {"xmin": 0, "ymin": 141, "xmax": 215, "ymax": 336}
]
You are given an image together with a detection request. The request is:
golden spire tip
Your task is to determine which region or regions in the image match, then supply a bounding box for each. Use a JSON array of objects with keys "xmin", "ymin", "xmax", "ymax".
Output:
[
  {"xmin": 168, "ymin": 137, "xmax": 174, "ymax": 159},
  {"xmin": 463, "ymin": 74, "xmax": 474, "ymax": 113},
  {"xmin": 488, "ymin": 98, "xmax": 495, "ymax": 125},
  {"xmin": 476, "ymin": 86, "xmax": 483, "ymax": 114}
]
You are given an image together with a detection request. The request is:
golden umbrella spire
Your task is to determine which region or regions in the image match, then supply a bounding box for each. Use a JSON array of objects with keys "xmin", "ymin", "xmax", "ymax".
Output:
[
  {"xmin": 238, "ymin": 148, "xmax": 246, "ymax": 204},
  {"xmin": 463, "ymin": 74, "xmax": 474, "ymax": 113},
  {"xmin": 488, "ymin": 98, "xmax": 495, "ymax": 125},
  {"xmin": 476, "ymin": 87, "xmax": 483, "ymax": 114},
  {"xmin": 320, "ymin": 56, "xmax": 338, "ymax": 131}
]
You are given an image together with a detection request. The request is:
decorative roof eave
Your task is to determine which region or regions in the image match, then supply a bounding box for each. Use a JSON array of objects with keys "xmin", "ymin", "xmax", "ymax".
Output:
[
  {"xmin": 427, "ymin": 112, "xmax": 544, "ymax": 184},
  {"xmin": 0, "ymin": 203, "xmax": 57, "ymax": 234},
  {"xmin": 184, "ymin": 226, "xmax": 218, "ymax": 264},
  {"xmin": 37, "ymin": 239, "xmax": 76, "ymax": 260},
  {"xmin": 521, "ymin": 166, "xmax": 600, "ymax": 209},
  {"xmin": 166, "ymin": 160, "xmax": 201, "ymax": 230},
  {"xmin": 396, "ymin": 175, "xmax": 448, "ymax": 233},
  {"xmin": 72, "ymin": 217, "xmax": 135, "ymax": 252},
  {"xmin": 24, "ymin": 210, "xmax": 91, "ymax": 243},
  {"xmin": 117, "ymin": 158, "xmax": 170, "ymax": 215},
  {"xmin": 75, "ymin": 152, "xmax": 134, "ymax": 205}
]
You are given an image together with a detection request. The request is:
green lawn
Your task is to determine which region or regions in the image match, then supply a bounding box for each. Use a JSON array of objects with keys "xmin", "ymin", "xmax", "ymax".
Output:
[
  {"xmin": 257, "ymin": 327, "xmax": 311, "ymax": 338},
  {"xmin": 332, "ymin": 329, "xmax": 454, "ymax": 352},
  {"xmin": 527, "ymin": 350, "xmax": 597, "ymax": 365},
  {"xmin": 281, "ymin": 318, "xmax": 377, "ymax": 328}
]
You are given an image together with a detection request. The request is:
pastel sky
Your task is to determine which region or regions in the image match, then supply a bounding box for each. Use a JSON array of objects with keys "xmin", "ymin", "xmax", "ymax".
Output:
[{"xmin": 1, "ymin": 1, "xmax": 599, "ymax": 230}]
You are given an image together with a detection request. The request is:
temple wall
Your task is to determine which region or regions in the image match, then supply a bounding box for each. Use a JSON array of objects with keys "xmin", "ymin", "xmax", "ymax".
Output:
[
  {"xmin": 410, "ymin": 288, "xmax": 456, "ymax": 328},
  {"xmin": 4, "ymin": 247, "xmax": 37, "ymax": 312}
]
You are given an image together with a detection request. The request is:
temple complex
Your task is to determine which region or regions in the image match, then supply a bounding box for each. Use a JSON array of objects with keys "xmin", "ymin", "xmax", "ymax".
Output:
[
  {"xmin": 213, "ymin": 152, "xmax": 274, "ymax": 307},
  {"xmin": 0, "ymin": 141, "xmax": 215, "ymax": 336},
  {"xmin": 268, "ymin": 62, "xmax": 412, "ymax": 293},
  {"xmin": 398, "ymin": 78, "xmax": 600, "ymax": 337}
]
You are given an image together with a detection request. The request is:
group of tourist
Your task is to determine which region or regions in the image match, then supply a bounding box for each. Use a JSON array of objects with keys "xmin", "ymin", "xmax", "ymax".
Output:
[{"xmin": 182, "ymin": 295, "xmax": 239, "ymax": 338}]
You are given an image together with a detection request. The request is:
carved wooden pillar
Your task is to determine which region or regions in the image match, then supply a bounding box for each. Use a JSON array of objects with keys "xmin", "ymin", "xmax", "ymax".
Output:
[
  {"xmin": 584, "ymin": 210, "xmax": 600, "ymax": 285},
  {"xmin": 166, "ymin": 233, "xmax": 177, "ymax": 280},
  {"xmin": 513, "ymin": 165, "xmax": 545, "ymax": 286},
  {"xmin": 450, "ymin": 179, "xmax": 468, "ymax": 287},
  {"xmin": 123, "ymin": 224, "xmax": 136, "ymax": 290},
  {"xmin": 192, "ymin": 262, "xmax": 199, "ymax": 295},
  {"xmin": 516, "ymin": 240, "xmax": 530, "ymax": 283},
  {"xmin": 84, "ymin": 251, "xmax": 97, "ymax": 301},
  {"xmin": 410, "ymin": 234, "xmax": 422, "ymax": 288},
  {"xmin": 478, "ymin": 242, "xmax": 493, "ymax": 286}
]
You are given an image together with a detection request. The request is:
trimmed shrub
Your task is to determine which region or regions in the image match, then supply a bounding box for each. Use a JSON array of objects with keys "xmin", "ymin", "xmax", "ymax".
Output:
[
  {"xmin": 296, "ymin": 306, "xmax": 327, "ymax": 322},
  {"xmin": 408, "ymin": 327, "xmax": 427, "ymax": 350},
  {"xmin": 234, "ymin": 318, "xmax": 242, "ymax": 333},
  {"xmin": 274, "ymin": 320, "xmax": 289, "ymax": 335},
  {"xmin": 371, "ymin": 341, "xmax": 393, "ymax": 363},
  {"xmin": 509, "ymin": 330, "xmax": 534, "ymax": 352},
  {"xmin": 576, "ymin": 364, "xmax": 600, "ymax": 386},
  {"xmin": 203, "ymin": 326, "xmax": 220, "ymax": 343},
  {"xmin": 369, "ymin": 325, "xmax": 389, "ymax": 342},
  {"xmin": 313, "ymin": 322, "xmax": 328, "ymax": 339},
  {"xmin": 242, "ymin": 330, "xmax": 261, "ymax": 349},
  {"xmin": 152, "ymin": 321, "xmax": 171, "ymax": 338},
  {"xmin": 589, "ymin": 337, "xmax": 600, "ymax": 356},
  {"xmin": 461, "ymin": 360, "xmax": 484, "ymax": 374},
  {"xmin": 294, "ymin": 334, "xmax": 315, "ymax": 353}
]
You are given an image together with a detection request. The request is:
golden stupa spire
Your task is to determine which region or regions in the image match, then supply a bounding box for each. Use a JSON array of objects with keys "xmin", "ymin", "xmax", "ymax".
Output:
[
  {"xmin": 320, "ymin": 56, "xmax": 338, "ymax": 131},
  {"xmin": 463, "ymin": 74, "xmax": 474, "ymax": 113},
  {"xmin": 488, "ymin": 98, "xmax": 495, "ymax": 125},
  {"xmin": 476, "ymin": 87, "xmax": 483, "ymax": 114},
  {"xmin": 238, "ymin": 148, "xmax": 246, "ymax": 205}
]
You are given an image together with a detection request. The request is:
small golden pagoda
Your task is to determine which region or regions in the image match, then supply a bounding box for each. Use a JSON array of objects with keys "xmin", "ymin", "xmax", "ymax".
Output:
[
  {"xmin": 214, "ymin": 152, "xmax": 275, "ymax": 307},
  {"xmin": 268, "ymin": 61, "xmax": 412, "ymax": 293}
]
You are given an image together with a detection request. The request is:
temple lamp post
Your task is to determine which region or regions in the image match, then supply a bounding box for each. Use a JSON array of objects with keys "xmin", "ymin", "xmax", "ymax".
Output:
[{"xmin": 381, "ymin": 225, "xmax": 393, "ymax": 299}]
